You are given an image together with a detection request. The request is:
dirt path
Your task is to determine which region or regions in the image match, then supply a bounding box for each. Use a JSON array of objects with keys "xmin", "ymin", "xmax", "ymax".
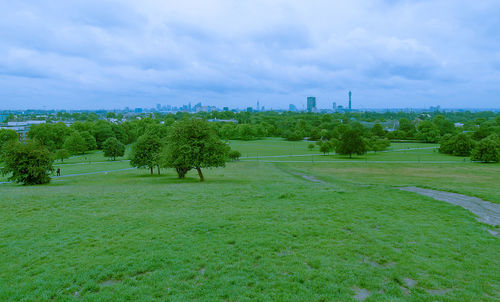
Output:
[
  {"xmin": 288, "ymin": 171, "xmax": 326, "ymax": 184},
  {"xmin": 400, "ymin": 187, "xmax": 500, "ymax": 227}
]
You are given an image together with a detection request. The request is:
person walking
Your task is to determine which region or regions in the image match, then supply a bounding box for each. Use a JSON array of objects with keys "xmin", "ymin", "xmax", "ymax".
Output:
[{"xmin": 56, "ymin": 168, "xmax": 61, "ymax": 176}]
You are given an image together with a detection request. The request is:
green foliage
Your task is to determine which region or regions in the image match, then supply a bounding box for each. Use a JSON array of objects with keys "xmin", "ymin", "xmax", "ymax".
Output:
[
  {"xmin": 308, "ymin": 143, "xmax": 315, "ymax": 151},
  {"xmin": 28, "ymin": 123, "xmax": 71, "ymax": 150},
  {"xmin": 55, "ymin": 149, "xmax": 71, "ymax": 162},
  {"xmin": 439, "ymin": 134, "xmax": 455, "ymax": 154},
  {"xmin": 130, "ymin": 134, "xmax": 163, "ymax": 174},
  {"xmin": 318, "ymin": 140, "xmax": 336, "ymax": 155},
  {"xmin": 336, "ymin": 130, "xmax": 366, "ymax": 158},
  {"xmin": 433, "ymin": 115, "xmax": 455, "ymax": 135},
  {"xmin": 228, "ymin": 150, "xmax": 241, "ymax": 161},
  {"xmin": 371, "ymin": 123, "xmax": 385, "ymax": 137},
  {"xmin": 1, "ymin": 140, "xmax": 53, "ymax": 185},
  {"xmin": 93, "ymin": 121, "xmax": 115, "ymax": 149},
  {"xmin": 452, "ymin": 134, "xmax": 475, "ymax": 156},
  {"xmin": 417, "ymin": 121, "xmax": 440, "ymax": 143},
  {"xmin": 366, "ymin": 137, "xmax": 391, "ymax": 153},
  {"xmin": 102, "ymin": 137, "xmax": 125, "ymax": 160},
  {"xmin": 162, "ymin": 119, "xmax": 229, "ymax": 181},
  {"xmin": 398, "ymin": 118, "xmax": 414, "ymax": 133},
  {"xmin": 0, "ymin": 129, "xmax": 18, "ymax": 151},
  {"xmin": 471, "ymin": 135, "xmax": 500, "ymax": 163},
  {"xmin": 237, "ymin": 124, "xmax": 257, "ymax": 140},
  {"xmin": 440, "ymin": 133, "xmax": 475, "ymax": 157},
  {"xmin": 63, "ymin": 132, "xmax": 87, "ymax": 155},
  {"xmin": 80, "ymin": 131, "xmax": 97, "ymax": 151}
]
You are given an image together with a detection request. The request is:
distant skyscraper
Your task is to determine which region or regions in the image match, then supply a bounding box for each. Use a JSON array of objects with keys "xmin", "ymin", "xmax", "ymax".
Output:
[
  {"xmin": 257, "ymin": 101, "xmax": 260, "ymax": 111},
  {"xmin": 289, "ymin": 104, "xmax": 297, "ymax": 111},
  {"xmin": 332, "ymin": 102, "xmax": 337, "ymax": 111},
  {"xmin": 307, "ymin": 97, "xmax": 316, "ymax": 112},
  {"xmin": 156, "ymin": 104, "xmax": 161, "ymax": 111},
  {"xmin": 348, "ymin": 91, "xmax": 352, "ymax": 111}
]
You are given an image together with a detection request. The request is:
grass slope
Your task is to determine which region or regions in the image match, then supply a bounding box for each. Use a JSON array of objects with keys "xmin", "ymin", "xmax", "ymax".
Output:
[{"xmin": 1, "ymin": 161, "xmax": 499, "ymax": 301}]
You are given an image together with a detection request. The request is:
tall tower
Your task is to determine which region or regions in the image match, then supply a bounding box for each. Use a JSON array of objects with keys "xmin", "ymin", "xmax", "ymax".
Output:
[
  {"xmin": 257, "ymin": 101, "xmax": 260, "ymax": 111},
  {"xmin": 348, "ymin": 91, "xmax": 352, "ymax": 111}
]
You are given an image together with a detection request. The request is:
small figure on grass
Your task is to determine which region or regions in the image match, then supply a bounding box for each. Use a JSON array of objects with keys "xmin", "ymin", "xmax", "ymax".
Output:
[{"xmin": 56, "ymin": 168, "xmax": 61, "ymax": 176}]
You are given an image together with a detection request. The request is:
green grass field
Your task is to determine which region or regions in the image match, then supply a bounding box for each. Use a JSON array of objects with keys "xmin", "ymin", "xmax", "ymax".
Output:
[{"xmin": 1, "ymin": 140, "xmax": 499, "ymax": 301}]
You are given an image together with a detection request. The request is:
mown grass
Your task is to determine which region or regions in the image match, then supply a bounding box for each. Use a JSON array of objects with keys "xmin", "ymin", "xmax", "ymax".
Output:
[{"xmin": 0, "ymin": 140, "xmax": 499, "ymax": 301}]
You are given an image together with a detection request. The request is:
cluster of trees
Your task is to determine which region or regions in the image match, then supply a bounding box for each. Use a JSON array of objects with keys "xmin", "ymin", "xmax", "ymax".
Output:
[
  {"xmin": 312, "ymin": 129, "xmax": 391, "ymax": 157},
  {"xmin": 1, "ymin": 119, "xmax": 231, "ymax": 185},
  {"xmin": 440, "ymin": 133, "xmax": 500, "ymax": 162},
  {"xmin": 129, "ymin": 119, "xmax": 229, "ymax": 181}
]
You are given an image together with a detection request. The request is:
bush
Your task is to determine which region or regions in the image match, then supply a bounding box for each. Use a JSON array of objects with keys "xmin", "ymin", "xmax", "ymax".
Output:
[{"xmin": 228, "ymin": 150, "xmax": 241, "ymax": 161}]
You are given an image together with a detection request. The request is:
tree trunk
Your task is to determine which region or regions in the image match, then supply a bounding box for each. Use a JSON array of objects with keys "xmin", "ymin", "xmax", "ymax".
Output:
[
  {"xmin": 349, "ymin": 153, "xmax": 352, "ymax": 158},
  {"xmin": 157, "ymin": 165, "xmax": 160, "ymax": 175},
  {"xmin": 150, "ymin": 167, "xmax": 153, "ymax": 175},
  {"xmin": 196, "ymin": 167, "xmax": 204, "ymax": 182}
]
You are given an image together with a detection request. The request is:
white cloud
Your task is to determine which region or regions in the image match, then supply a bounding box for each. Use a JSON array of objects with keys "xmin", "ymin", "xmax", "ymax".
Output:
[{"xmin": 0, "ymin": 0, "xmax": 499, "ymax": 109}]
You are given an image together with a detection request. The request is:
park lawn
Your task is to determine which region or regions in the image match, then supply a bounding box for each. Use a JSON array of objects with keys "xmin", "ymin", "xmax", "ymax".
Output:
[
  {"xmin": 238, "ymin": 145, "xmax": 463, "ymax": 163},
  {"xmin": 0, "ymin": 161, "xmax": 499, "ymax": 301},
  {"xmin": 277, "ymin": 161, "xmax": 500, "ymax": 204},
  {"xmin": 229, "ymin": 138, "xmax": 313, "ymax": 157}
]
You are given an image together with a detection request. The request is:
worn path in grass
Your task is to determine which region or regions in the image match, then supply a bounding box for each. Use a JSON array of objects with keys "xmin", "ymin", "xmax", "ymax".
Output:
[{"xmin": 400, "ymin": 187, "xmax": 500, "ymax": 227}]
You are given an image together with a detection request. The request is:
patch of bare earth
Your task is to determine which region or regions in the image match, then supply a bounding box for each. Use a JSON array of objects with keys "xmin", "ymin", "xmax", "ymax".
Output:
[
  {"xmin": 289, "ymin": 171, "xmax": 326, "ymax": 184},
  {"xmin": 352, "ymin": 287, "xmax": 371, "ymax": 301}
]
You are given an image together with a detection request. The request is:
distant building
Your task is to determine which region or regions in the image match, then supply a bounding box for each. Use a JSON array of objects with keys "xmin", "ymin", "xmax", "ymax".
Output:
[
  {"xmin": 134, "ymin": 108, "xmax": 143, "ymax": 113},
  {"xmin": 247, "ymin": 107, "xmax": 253, "ymax": 112},
  {"xmin": 454, "ymin": 122, "xmax": 464, "ymax": 128},
  {"xmin": 289, "ymin": 104, "xmax": 297, "ymax": 112},
  {"xmin": 0, "ymin": 114, "xmax": 8, "ymax": 123},
  {"xmin": 1, "ymin": 120, "xmax": 46, "ymax": 141},
  {"xmin": 223, "ymin": 107, "xmax": 229, "ymax": 111},
  {"xmin": 156, "ymin": 104, "xmax": 161, "ymax": 111},
  {"xmin": 307, "ymin": 97, "xmax": 316, "ymax": 112},
  {"xmin": 207, "ymin": 118, "xmax": 238, "ymax": 123},
  {"xmin": 348, "ymin": 91, "xmax": 352, "ymax": 111},
  {"xmin": 332, "ymin": 102, "xmax": 337, "ymax": 111}
]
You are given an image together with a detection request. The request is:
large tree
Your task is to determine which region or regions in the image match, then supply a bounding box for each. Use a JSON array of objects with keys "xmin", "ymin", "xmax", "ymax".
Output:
[
  {"xmin": 336, "ymin": 129, "xmax": 366, "ymax": 158},
  {"xmin": 103, "ymin": 137, "xmax": 125, "ymax": 160},
  {"xmin": 63, "ymin": 132, "xmax": 87, "ymax": 155},
  {"xmin": 1, "ymin": 140, "xmax": 54, "ymax": 185},
  {"xmin": 130, "ymin": 134, "xmax": 163, "ymax": 175},
  {"xmin": 162, "ymin": 119, "xmax": 229, "ymax": 181}
]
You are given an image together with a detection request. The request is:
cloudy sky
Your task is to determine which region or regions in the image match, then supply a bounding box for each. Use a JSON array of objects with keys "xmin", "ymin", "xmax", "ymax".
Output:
[{"xmin": 1, "ymin": 0, "xmax": 500, "ymax": 110}]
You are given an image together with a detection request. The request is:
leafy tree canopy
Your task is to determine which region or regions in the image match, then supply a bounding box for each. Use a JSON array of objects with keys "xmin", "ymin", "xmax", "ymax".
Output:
[
  {"xmin": 1, "ymin": 140, "xmax": 54, "ymax": 185},
  {"xmin": 162, "ymin": 119, "xmax": 229, "ymax": 181}
]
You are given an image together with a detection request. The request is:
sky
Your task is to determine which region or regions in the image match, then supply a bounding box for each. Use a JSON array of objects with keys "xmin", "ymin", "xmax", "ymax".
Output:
[{"xmin": 1, "ymin": 0, "xmax": 500, "ymax": 110}]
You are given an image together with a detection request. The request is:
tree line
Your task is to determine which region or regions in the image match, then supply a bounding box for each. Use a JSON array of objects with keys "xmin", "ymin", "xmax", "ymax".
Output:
[{"xmin": 0, "ymin": 119, "xmax": 230, "ymax": 185}]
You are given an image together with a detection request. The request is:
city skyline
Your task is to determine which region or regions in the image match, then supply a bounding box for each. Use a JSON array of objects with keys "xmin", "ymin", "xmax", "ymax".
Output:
[{"xmin": 1, "ymin": 1, "xmax": 500, "ymax": 110}]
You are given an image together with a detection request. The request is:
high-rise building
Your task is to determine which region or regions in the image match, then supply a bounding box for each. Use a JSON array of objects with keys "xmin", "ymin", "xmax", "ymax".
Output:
[
  {"xmin": 307, "ymin": 97, "xmax": 316, "ymax": 112},
  {"xmin": 348, "ymin": 91, "xmax": 352, "ymax": 111},
  {"xmin": 289, "ymin": 104, "xmax": 297, "ymax": 112},
  {"xmin": 156, "ymin": 104, "xmax": 161, "ymax": 111},
  {"xmin": 332, "ymin": 102, "xmax": 337, "ymax": 111}
]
